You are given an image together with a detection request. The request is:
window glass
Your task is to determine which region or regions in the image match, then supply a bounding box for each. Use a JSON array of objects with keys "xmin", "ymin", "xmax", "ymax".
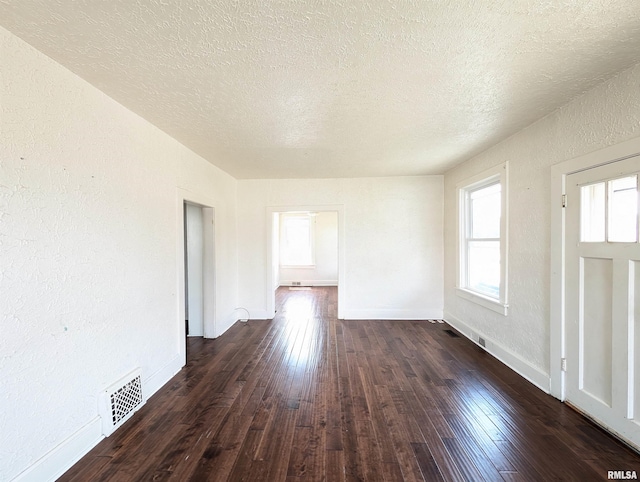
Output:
[
  {"xmin": 468, "ymin": 240, "xmax": 500, "ymax": 298},
  {"xmin": 608, "ymin": 175, "xmax": 638, "ymax": 243},
  {"xmin": 581, "ymin": 182, "xmax": 605, "ymax": 242},
  {"xmin": 471, "ymin": 183, "xmax": 501, "ymax": 239}
]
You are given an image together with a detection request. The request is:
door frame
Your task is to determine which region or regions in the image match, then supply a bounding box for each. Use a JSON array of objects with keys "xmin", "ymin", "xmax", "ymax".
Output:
[
  {"xmin": 266, "ymin": 204, "xmax": 345, "ymax": 319},
  {"xmin": 550, "ymin": 136, "xmax": 640, "ymax": 400},
  {"xmin": 176, "ymin": 189, "xmax": 216, "ymax": 367}
]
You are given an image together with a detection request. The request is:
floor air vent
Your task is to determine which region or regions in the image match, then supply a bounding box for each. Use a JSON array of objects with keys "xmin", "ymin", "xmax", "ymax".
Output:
[
  {"xmin": 444, "ymin": 329, "xmax": 460, "ymax": 338},
  {"xmin": 99, "ymin": 369, "xmax": 144, "ymax": 436}
]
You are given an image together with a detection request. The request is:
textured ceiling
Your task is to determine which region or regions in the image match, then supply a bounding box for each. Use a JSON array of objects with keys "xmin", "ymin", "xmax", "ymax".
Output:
[{"xmin": 1, "ymin": 1, "xmax": 640, "ymax": 178}]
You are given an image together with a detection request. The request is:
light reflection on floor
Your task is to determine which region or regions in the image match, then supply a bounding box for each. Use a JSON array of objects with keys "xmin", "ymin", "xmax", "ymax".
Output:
[{"xmin": 278, "ymin": 288, "xmax": 326, "ymax": 373}]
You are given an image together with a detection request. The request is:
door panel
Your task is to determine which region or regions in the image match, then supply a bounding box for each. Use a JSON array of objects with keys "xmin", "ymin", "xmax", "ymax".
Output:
[
  {"xmin": 566, "ymin": 155, "xmax": 640, "ymax": 448},
  {"xmin": 581, "ymin": 257, "xmax": 613, "ymax": 406}
]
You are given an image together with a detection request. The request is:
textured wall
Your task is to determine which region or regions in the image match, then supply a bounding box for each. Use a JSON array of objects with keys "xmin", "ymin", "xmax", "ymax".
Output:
[
  {"xmin": 237, "ymin": 176, "xmax": 444, "ymax": 319},
  {"xmin": 443, "ymin": 62, "xmax": 640, "ymax": 378},
  {"xmin": 0, "ymin": 26, "xmax": 238, "ymax": 481}
]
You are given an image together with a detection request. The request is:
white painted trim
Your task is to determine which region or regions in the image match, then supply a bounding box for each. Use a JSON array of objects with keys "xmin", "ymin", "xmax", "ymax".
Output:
[
  {"xmin": 455, "ymin": 288, "xmax": 508, "ymax": 315},
  {"xmin": 144, "ymin": 354, "xmax": 182, "ymax": 399},
  {"xmin": 279, "ymin": 280, "xmax": 339, "ymax": 287},
  {"xmin": 550, "ymin": 135, "xmax": 640, "ymax": 401},
  {"xmin": 344, "ymin": 309, "xmax": 444, "ymax": 320},
  {"xmin": 11, "ymin": 418, "xmax": 103, "ymax": 482},
  {"xmin": 445, "ymin": 312, "xmax": 550, "ymax": 393},
  {"xmin": 456, "ymin": 162, "xmax": 509, "ymax": 311},
  {"xmin": 266, "ymin": 205, "xmax": 346, "ymax": 319},
  {"xmin": 201, "ymin": 206, "xmax": 216, "ymax": 337}
]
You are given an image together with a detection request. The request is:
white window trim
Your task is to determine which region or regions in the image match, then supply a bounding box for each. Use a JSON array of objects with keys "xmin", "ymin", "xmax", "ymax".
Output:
[
  {"xmin": 456, "ymin": 162, "xmax": 509, "ymax": 315},
  {"xmin": 280, "ymin": 212, "xmax": 316, "ymax": 267}
]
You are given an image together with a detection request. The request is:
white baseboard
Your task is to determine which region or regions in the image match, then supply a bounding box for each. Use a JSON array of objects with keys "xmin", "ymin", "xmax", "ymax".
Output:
[
  {"xmin": 144, "ymin": 354, "xmax": 182, "ymax": 400},
  {"xmin": 444, "ymin": 312, "xmax": 550, "ymax": 393},
  {"xmin": 343, "ymin": 308, "xmax": 444, "ymax": 320},
  {"xmin": 242, "ymin": 309, "xmax": 271, "ymax": 320},
  {"xmin": 280, "ymin": 280, "xmax": 338, "ymax": 287},
  {"xmin": 11, "ymin": 418, "xmax": 103, "ymax": 482}
]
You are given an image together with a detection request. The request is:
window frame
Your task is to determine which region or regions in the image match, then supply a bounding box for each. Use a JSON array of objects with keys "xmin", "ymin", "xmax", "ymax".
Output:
[
  {"xmin": 279, "ymin": 212, "xmax": 316, "ymax": 268},
  {"xmin": 456, "ymin": 162, "xmax": 509, "ymax": 315}
]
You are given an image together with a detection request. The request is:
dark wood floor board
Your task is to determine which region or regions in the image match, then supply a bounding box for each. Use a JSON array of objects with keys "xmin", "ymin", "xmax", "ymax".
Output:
[
  {"xmin": 357, "ymin": 365, "xmax": 398, "ymax": 464},
  {"xmin": 90, "ymin": 409, "xmax": 186, "ymax": 482},
  {"xmin": 342, "ymin": 325, "xmax": 372, "ymax": 422},
  {"xmin": 353, "ymin": 418, "xmax": 385, "ymax": 482},
  {"xmin": 373, "ymin": 384, "xmax": 426, "ymax": 481},
  {"xmin": 442, "ymin": 379, "xmax": 507, "ymax": 443},
  {"xmin": 286, "ymin": 425, "xmax": 322, "ymax": 479},
  {"xmin": 219, "ymin": 428, "xmax": 264, "ymax": 482},
  {"xmin": 325, "ymin": 449, "xmax": 346, "ymax": 482},
  {"xmin": 488, "ymin": 412, "xmax": 602, "ymax": 481},
  {"xmin": 403, "ymin": 377, "xmax": 457, "ymax": 440},
  {"xmin": 61, "ymin": 455, "xmax": 112, "ymax": 482},
  {"xmin": 443, "ymin": 412, "xmax": 514, "ymax": 475},
  {"xmin": 59, "ymin": 287, "xmax": 640, "ymax": 481},
  {"xmin": 335, "ymin": 322, "xmax": 366, "ymax": 481},
  {"xmin": 411, "ymin": 442, "xmax": 446, "ymax": 482},
  {"xmin": 383, "ymin": 333, "xmax": 419, "ymax": 383},
  {"xmin": 254, "ymin": 403, "xmax": 298, "ymax": 481},
  {"xmin": 130, "ymin": 406, "xmax": 228, "ymax": 481},
  {"xmin": 491, "ymin": 440, "xmax": 548, "ymax": 482},
  {"xmin": 442, "ymin": 437, "xmax": 491, "ymax": 482},
  {"xmin": 397, "ymin": 387, "xmax": 467, "ymax": 481}
]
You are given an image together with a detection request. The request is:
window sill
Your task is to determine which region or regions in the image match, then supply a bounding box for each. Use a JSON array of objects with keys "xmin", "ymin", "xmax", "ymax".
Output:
[
  {"xmin": 280, "ymin": 265, "xmax": 316, "ymax": 269},
  {"xmin": 456, "ymin": 288, "xmax": 508, "ymax": 316}
]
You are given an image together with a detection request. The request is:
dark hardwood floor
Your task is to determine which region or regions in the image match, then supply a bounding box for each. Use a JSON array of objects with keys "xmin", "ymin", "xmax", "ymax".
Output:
[{"xmin": 60, "ymin": 287, "xmax": 640, "ymax": 481}]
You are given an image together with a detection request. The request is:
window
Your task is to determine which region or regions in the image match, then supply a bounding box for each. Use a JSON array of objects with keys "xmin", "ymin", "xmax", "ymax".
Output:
[
  {"xmin": 280, "ymin": 213, "xmax": 315, "ymax": 266},
  {"xmin": 580, "ymin": 174, "xmax": 638, "ymax": 243},
  {"xmin": 457, "ymin": 163, "xmax": 508, "ymax": 315}
]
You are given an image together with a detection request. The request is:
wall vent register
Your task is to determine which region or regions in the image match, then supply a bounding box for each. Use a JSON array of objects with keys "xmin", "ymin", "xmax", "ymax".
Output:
[{"xmin": 99, "ymin": 369, "xmax": 145, "ymax": 436}]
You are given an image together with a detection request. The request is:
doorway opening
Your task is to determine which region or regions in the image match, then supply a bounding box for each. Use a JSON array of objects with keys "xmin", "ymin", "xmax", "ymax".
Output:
[
  {"xmin": 177, "ymin": 193, "xmax": 216, "ymax": 366},
  {"xmin": 266, "ymin": 205, "xmax": 345, "ymax": 320},
  {"xmin": 184, "ymin": 202, "xmax": 205, "ymax": 338}
]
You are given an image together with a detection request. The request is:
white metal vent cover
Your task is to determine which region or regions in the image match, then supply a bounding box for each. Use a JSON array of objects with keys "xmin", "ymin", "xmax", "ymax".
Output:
[{"xmin": 99, "ymin": 368, "xmax": 145, "ymax": 436}]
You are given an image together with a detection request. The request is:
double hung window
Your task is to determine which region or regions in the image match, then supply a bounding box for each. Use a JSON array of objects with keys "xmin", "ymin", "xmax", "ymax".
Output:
[{"xmin": 457, "ymin": 163, "xmax": 508, "ymax": 314}]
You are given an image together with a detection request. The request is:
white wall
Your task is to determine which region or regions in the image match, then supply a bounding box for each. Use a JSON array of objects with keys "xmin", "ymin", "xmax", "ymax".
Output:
[
  {"xmin": 279, "ymin": 211, "xmax": 339, "ymax": 286},
  {"xmin": 0, "ymin": 26, "xmax": 238, "ymax": 481},
  {"xmin": 237, "ymin": 177, "xmax": 444, "ymax": 320},
  {"xmin": 443, "ymin": 62, "xmax": 640, "ymax": 391}
]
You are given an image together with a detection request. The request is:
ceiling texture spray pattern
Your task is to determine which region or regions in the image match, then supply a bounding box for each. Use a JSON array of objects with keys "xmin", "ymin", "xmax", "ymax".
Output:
[{"xmin": 1, "ymin": 0, "xmax": 640, "ymax": 178}]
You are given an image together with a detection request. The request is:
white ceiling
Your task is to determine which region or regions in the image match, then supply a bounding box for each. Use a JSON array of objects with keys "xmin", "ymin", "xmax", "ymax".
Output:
[{"xmin": 2, "ymin": 1, "xmax": 640, "ymax": 179}]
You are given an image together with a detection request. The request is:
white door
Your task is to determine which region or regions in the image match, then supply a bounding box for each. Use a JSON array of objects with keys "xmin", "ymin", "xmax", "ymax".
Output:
[{"xmin": 565, "ymin": 155, "xmax": 640, "ymax": 447}]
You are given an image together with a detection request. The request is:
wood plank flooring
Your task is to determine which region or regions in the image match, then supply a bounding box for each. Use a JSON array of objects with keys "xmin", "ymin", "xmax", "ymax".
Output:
[{"xmin": 60, "ymin": 287, "xmax": 640, "ymax": 481}]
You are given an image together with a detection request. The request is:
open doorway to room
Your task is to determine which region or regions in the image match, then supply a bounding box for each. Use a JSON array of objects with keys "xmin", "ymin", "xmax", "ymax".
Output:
[
  {"xmin": 267, "ymin": 205, "xmax": 345, "ymax": 320},
  {"xmin": 178, "ymin": 194, "xmax": 216, "ymax": 366},
  {"xmin": 184, "ymin": 202, "xmax": 205, "ymax": 338}
]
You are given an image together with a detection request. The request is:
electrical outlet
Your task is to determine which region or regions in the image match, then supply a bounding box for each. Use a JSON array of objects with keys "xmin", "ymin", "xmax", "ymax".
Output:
[{"xmin": 478, "ymin": 337, "xmax": 486, "ymax": 347}]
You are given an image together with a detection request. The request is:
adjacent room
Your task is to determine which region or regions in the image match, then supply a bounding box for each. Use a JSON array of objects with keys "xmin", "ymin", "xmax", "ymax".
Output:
[{"xmin": 2, "ymin": 1, "xmax": 640, "ymax": 480}]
